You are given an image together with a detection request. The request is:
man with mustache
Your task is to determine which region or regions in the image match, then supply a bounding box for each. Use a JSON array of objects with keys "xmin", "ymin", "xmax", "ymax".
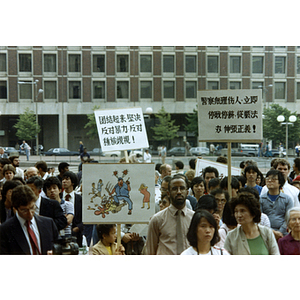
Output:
[{"xmin": 146, "ymin": 174, "xmax": 194, "ymax": 255}]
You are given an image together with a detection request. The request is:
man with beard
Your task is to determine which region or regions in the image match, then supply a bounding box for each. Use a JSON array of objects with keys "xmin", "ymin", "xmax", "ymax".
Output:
[
  {"xmin": 146, "ymin": 174, "xmax": 194, "ymax": 255},
  {"xmin": 9, "ymin": 156, "xmax": 24, "ymax": 179}
]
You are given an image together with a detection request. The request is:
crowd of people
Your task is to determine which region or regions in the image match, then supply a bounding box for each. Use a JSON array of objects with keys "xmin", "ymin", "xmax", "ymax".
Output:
[{"xmin": 1, "ymin": 148, "xmax": 300, "ymax": 255}]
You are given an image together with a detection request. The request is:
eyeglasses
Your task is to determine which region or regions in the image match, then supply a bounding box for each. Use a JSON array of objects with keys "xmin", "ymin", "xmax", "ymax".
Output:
[
  {"xmin": 18, "ymin": 205, "xmax": 36, "ymax": 214},
  {"xmin": 266, "ymin": 177, "xmax": 278, "ymax": 182}
]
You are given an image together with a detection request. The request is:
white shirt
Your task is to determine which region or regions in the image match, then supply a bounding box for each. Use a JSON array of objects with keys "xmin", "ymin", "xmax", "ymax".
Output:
[
  {"xmin": 16, "ymin": 212, "xmax": 41, "ymax": 255},
  {"xmin": 181, "ymin": 245, "xmax": 230, "ymax": 255},
  {"xmin": 15, "ymin": 167, "xmax": 24, "ymax": 179},
  {"xmin": 144, "ymin": 152, "xmax": 152, "ymax": 163},
  {"xmin": 62, "ymin": 190, "xmax": 75, "ymax": 204},
  {"xmin": 35, "ymin": 195, "xmax": 42, "ymax": 214},
  {"xmin": 261, "ymin": 181, "xmax": 300, "ymax": 207}
]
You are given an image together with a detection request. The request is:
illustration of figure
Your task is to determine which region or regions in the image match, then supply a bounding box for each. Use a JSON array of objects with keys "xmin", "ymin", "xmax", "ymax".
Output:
[
  {"xmin": 109, "ymin": 177, "xmax": 133, "ymax": 215},
  {"xmin": 97, "ymin": 179, "xmax": 103, "ymax": 196},
  {"xmin": 89, "ymin": 181, "xmax": 103, "ymax": 203},
  {"xmin": 139, "ymin": 183, "xmax": 151, "ymax": 209}
]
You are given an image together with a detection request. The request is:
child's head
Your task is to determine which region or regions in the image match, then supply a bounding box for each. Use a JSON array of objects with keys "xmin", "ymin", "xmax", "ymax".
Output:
[{"xmin": 96, "ymin": 224, "xmax": 117, "ymax": 244}]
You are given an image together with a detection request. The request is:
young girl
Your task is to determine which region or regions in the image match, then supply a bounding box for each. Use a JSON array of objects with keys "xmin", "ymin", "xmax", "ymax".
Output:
[
  {"xmin": 181, "ymin": 209, "xmax": 229, "ymax": 255},
  {"xmin": 92, "ymin": 224, "xmax": 125, "ymax": 255}
]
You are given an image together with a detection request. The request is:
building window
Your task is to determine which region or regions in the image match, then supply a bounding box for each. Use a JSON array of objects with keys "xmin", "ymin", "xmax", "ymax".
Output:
[
  {"xmin": 252, "ymin": 82, "xmax": 263, "ymax": 89},
  {"xmin": 140, "ymin": 81, "xmax": 152, "ymax": 98},
  {"xmin": 69, "ymin": 81, "xmax": 81, "ymax": 99},
  {"xmin": 117, "ymin": 55, "xmax": 129, "ymax": 72},
  {"xmin": 117, "ymin": 81, "xmax": 129, "ymax": 98},
  {"xmin": 93, "ymin": 81, "xmax": 105, "ymax": 99},
  {"xmin": 297, "ymin": 83, "xmax": 300, "ymax": 99},
  {"xmin": 0, "ymin": 81, "xmax": 7, "ymax": 99},
  {"xmin": 163, "ymin": 55, "xmax": 174, "ymax": 73},
  {"xmin": 68, "ymin": 54, "xmax": 81, "ymax": 72},
  {"xmin": 207, "ymin": 56, "xmax": 218, "ymax": 73},
  {"xmin": 93, "ymin": 54, "xmax": 105, "ymax": 72},
  {"xmin": 140, "ymin": 55, "xmax": 152, "ymax": 73},
  {"xmin": 252, "ymin": 56, "xmax": 264, "ymax": 74},
  {"xmin": 44, "ymin": 81, "xmax": 57, "ymax": 99},
  {"xmin": 163, "ymin": 81, "xmax": 175, "ymax": 98},
  {"xmin": 19, "ymin": 54, "xmax": 32, "ymax": 72},
  {"xmin": 275, "ymin": 82, "xmax": 285, "ymax": 99},
  {"xmin": 230, "ymin": 81, "xmax": 241, "ymax": 89},
  {"xmin": 44, "ymin": 54, "xmax": 56, "ymax": 72},
  {"xmin": 19, "ymin": 81, "xmax": 32, "ymax": 99},
  {"xmin": 275, "ymin": 56, "xmax": 286, "ymax": 74},
  {"xmin": 0, "ymin": 54, "xmax": 6, "ymax": 72},
  {"xmin": 230, "ymin": 56, "xmax": 241, "ymax": 73},
  {"xmin": 207, "ymin": 81, "xmax": 219, "ymax": 90},
  {"xmin": 185, "ymin": 55, "xmax": 196, "ymax": 73},
  {"xmin": 186, "ymin": 81, "xmax": 197, "ymax": 98},
  {"xmin": 297, "ymin": 57, "xmax": 300, "ymax": 74}
]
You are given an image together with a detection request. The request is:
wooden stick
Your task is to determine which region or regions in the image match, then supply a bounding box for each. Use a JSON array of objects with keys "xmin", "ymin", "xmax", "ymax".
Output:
[
  {"xmin": 227, "ymin": 142, "xmax": 232, "ymax": 198},
  {"xmin": 124, "ymin": 150, "xmax": 129, "ymax": 163}
]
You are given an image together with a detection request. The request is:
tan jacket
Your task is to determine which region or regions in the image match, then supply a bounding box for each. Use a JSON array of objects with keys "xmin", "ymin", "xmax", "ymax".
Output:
[
  {"xmin": 92, "ymin": 240, "xmax": 117, "ymax": 255},
  {"xmin": 224, "ymin": 224, "xmax": 280, "ymax": 255}
]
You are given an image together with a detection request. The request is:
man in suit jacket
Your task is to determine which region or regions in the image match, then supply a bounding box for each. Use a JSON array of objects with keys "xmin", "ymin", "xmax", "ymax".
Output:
[
  {"xmin": 62, "ymin": 171, "xmax": 84, "ymax": 247},
  {"xmin": 26, "ymin": 176, "xmax": 68, "ymax": 231},
  {"xmin": 0, "ymin": 185, "xmax": 59, "ymax": 254}
]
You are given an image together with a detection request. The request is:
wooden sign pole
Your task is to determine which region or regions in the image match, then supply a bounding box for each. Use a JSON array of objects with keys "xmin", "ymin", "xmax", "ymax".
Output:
[{"xmin": 227, "ymin": 142, "xmax": 232, "ymax": 198}]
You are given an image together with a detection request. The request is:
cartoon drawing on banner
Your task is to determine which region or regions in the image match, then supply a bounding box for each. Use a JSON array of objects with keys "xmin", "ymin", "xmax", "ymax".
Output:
[{"xmin": 139, "ymin": 183, "xmax": 151, "ymax": 209}]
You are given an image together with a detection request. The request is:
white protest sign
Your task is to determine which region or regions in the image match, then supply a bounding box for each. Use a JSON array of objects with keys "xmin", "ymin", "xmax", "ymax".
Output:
[
  {"xmin": 195, "ymin": 158, "xmax": 241, "ymax": 179},
  {"xmin": 197, "ymin": 89, "xmax": 262, "ymax": 143},
  {"xmin": 82, "ymin": 163, "xmax": 155, "ymax": 224},
  {"xmin": 94, "ymin": 107, "xmax": 149, "ymax": 152}
]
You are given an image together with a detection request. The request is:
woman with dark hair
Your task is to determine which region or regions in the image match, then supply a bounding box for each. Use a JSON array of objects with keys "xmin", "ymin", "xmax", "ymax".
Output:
[
  {"xmin": 181, "ymin": 209, "xmax": 229, "ymax": 255},
  {"xmin": 224, "ymin": 192, "xmax": 279, "ymax": 255},
  {"xmin": 190, "ymin": 176, "xmax": 206, "ymax": 202}
]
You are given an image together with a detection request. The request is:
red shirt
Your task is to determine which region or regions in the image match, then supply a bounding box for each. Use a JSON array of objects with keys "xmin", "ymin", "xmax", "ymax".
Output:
[{"xmin": 278, "ymin": 233, "xmax": 300, "ymax": 255}]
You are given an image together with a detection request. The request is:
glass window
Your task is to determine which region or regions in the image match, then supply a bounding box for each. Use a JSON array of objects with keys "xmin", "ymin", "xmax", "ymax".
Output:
[
  {"xmin": 163, "ymin": 81, "xmax": 175, "ymax": 98},
  {"xmin": 19, "ymin": 54, "xmax": 31, "ymax": 72},
  {"xmin": 207, "ymin": 81, "xmax": 219, "ymax": 90},
  {"xmin": 68, "ymin": 54, "xmax": 81, "ymax": 72},
  {"xmin": 93, "ymin": 81, "xmax": 105, "ymax": 99},
  {"xmin": 69, "ymin": 81, "xmax": 81, "ymax": 99},
  {"xmin": 297, "ymin": 57, "xmax": 300, "ymax": 74},
  {"xmin": 230, "ymin": 81, "xmax": 241, "ymax": 89},
  {"xmin": 163, "ymin": 55, "xmax": 174, "ymax": 72},
  {"xmin": 20, "ymin": 81, "xmax": 32, "ymax": 99},
  {"xmin": 93, "ymin": 54, "xmax": 105, "ymax": 72},
  {"xmin": 207, "ymin": 56, "xmax": 218, "ymax": 73},
  {"xmin": 117, "ymin": 81, "xmax": 129, "ymax": 98},
  {"xmin": 230, "ymin": 56, "xmax": 241, "ymax": 73},
  {"xmin": 275, "ymin": 82, "xmax": 285, "ymax": 99},
  {"xmin": 44, "ymin": 81, "xmax": 57, "ymax": 99},
  {"xmin": 186, "ymin": 81, "xmax": 197, "ymax": 98},
  {"xmin": 140, "ymin": 55, "xmax": 152, "ymax": 73},
  {"xmin": 0, "ymin": 54, "xmax": 6, "ymax": 72},
  {"xmin": 252, "ymin": 56, "xmax": 263, "ymax": 73},
  {"xmin": 44, "ymin": 54, "xmax": 56, "ymax": 72},
  {"xmin": 140, "ymin": 81, "xmax": 152, "ymax": 98},
  {"xmin": 297, "ymin": 83, "xmax": 300, "ymax": 99},
  {"xmin": 275, "ymin": 56, "xmax": 286, "ymax": 74},
  {"xmin": 0, "ymin": 81, "xmax": 7, "ymax": 99},
  {"xmin": 117, "ymin": 55, "xmax": 129, "ymax": 72},
  {"xmin": 185, "ymin": 55, "xmax": 196, "ymax": 73},
  {"xmin": 252, "ymin": 82, "xmax": 263, "ymax": 89}
]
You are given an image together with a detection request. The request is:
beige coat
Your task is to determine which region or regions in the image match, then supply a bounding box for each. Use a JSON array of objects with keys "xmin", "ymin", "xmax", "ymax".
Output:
[{"xmin": 92, "ymin": 240, "xmax": 117, "ymax": 255}]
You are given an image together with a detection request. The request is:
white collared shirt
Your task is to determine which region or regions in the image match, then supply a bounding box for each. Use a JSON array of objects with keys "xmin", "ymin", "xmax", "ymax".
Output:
[
  {"xmin": 63, "ymin": 190, "xmax": 75, "ymax": 204},
  {"xmin": 35, "ymin": 195, "xmax": 42, "ymax": 214},
  {"xmin": 16, "ymin": 212, "xmax": 41, "ymax": 255}
]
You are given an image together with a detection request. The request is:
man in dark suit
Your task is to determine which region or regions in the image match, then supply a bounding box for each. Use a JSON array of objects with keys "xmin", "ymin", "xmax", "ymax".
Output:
[
  {"xmin": 26, "ymin": 176, "xmax": 68, "ymax": 231},
  {"xmin": 62, "ymin": 171, "xmax": 83, "ymax": 246},
  {"xmin": 0, "ymin": 185, "xmax": 59, "ymax": 255}
]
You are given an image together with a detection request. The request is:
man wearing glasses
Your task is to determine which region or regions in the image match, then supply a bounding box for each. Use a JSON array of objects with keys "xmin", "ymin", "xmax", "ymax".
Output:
[
  {"xmin": 260, "ymin": 170, "xmax": 294, "ymax": 241},
  {"xmin": 0, "ymin": 185, "xmax": 58, "ymax": 254}
]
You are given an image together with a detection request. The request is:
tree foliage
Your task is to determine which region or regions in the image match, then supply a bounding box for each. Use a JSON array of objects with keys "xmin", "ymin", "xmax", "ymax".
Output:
[
  {"xmin": 84, "ymin": 105, "xmax": 101, "ymax": 139},
  {"xmin": 183, "ymin": 107, "xmax": 198, "ymax": 136},
  {"xmin": 151, "ymin": 106, "xmax": 180, "ymax": 147},
  {"xmin": 263, "ymin": 104, "xmax": 300, "ymax": 147},
  {"xmin": 13, "ymin": 107, "xmax": 40, "ymax": 142}
]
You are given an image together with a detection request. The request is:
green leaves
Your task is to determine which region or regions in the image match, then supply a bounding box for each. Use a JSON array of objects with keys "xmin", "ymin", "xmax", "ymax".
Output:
[{"xmin": 84, "ymin": 105, "xmax": 101, "ymax": 139}]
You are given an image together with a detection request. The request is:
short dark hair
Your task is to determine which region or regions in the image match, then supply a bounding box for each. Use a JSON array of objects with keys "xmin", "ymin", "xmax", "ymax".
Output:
[
  {"xmin": 175, "ymin": 160, "xmax": 184, "ymax": 170},
  {"xmin": 195, "ymin": 194, "xmax": 218, "ymax": 213},
  {"xmin": 230, "ymin": 192, "xmax": 261, "ymax": 223},
  {"xmin": 26, "ymin": 176, "xmax": 44, "ymax": 190},
  {"xmin": 187, "ymin": 209, "xmax": 220, "ymax": 248},
  {"xmin": 210, "ymin": 188, "xmax": 229, "ymax": 202},
  {"xmin": 58, "ymin": 162, "xmax": 70, "ymax": 173},
  {"xmin": 168, "ymin": 175, "xmax": 188, "ymax": 191},
  {"xmin": 244, "ymin": 164, "xmax": 260, "ymax": 178},
  {"xmin": 11, "ymin": 177, "xmax": 26, "ymax": 185},
  {"xmin": 0, "ymin": 158, "xmax": 11, "ymax": 167},
  {"xmin": 273, "ymin": 158, "xmax": 290, "ymax": 170},
  {"xmin": 222, "ymin": 201, "xmax": 237, "ymax": 227},
  {"xmin": 35, "ymin": 161, "xmax": 48, "ymax": 172},
  {"xmin": 96, "ymin": 224, "xmax": 116, "ymax": 241},
  {"xmin": 189, "ymin": 158, "xmax": 196, "ymax": 170},
  {"xmin": 208, "ymin": 177, "xmax": 220, "ymax": 190},
  {"xmin": 216, "ymin": 156, "xmax": 227, "ymax": 164},
  {"xmin": 294, "ymin": 158, "xmax": 300, "ymax": 170},
  {"xmin": 220, "ymin": 176, "xmax": 240, "ymax": 190},
  {"xmin": 172, "ymin": 173, "xmax": 189, "ymax": 188},
  {"xmin": 190, "ymin": 176, "xmax": 206, "ymax": 196},
  {"xmin": 266, "ymin": 169, "xmax": 285, "ymax": 189},
  {"xmin": 2, "ymin": 164, "xmax": 16, "ymax": 176},
  {"xmin": 2, "ymin": 180, "xmax": 23, "ymax": 200},
  {"xmin": 203, "ymin": 166, "xmax": 219, "ymax": 179},
  {"xmin": 236, "ymin": 175, "xmax": 247, "ymax": 188},
  {"xmin": 43, "ymin": 176, "xmax": 62, "ymax": 194},
  {"xmin": 11, "ymin": 185, "xmax": 37, "ymax": 209},
  {"xmin": 9, "ymin": 155, "xmax": 19, "ymax": 164},
  {"xmin": 155, "ymin": 163, "xmax": 162, "ymax": 172},
  {"xmin": 161, "ymin": 175, "xmax": 172, "ymax": 184},
  {"xmin": 62, "ymin": 171, "xmax": 78, "ymax": 189},
  {"xmin": 238, "ymin": 186, "xmax": 260, "ymax": 201}
]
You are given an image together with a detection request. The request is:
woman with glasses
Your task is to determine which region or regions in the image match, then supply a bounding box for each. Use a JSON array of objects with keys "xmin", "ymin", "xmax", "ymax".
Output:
[{"xmin": 224, "ymin": 192, "xmax": 280, "ymax": 255}]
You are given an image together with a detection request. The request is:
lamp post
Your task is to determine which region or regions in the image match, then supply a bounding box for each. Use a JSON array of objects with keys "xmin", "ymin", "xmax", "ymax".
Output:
[
  {"xmin": 277, "ymin": 115, "xmax": 297, "ymax": 158},
  {"xmin": 18, "ymin": 79, "xmax": 43, "ymax": 156}
]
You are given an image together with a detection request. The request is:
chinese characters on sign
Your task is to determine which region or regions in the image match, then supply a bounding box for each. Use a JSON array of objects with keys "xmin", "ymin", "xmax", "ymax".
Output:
[
  {"xmin": 95, "ymin": 107, "xmax": 149, "ymax": 151},
  {"xmin": 198, "ymin": 90, "xmax": 262, "ymax": 142}
]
